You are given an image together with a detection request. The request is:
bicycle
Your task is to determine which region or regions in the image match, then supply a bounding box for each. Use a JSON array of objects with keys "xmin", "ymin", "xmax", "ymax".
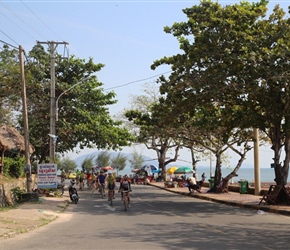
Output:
[
  {"xmin": 99, "ymin": 183, "xmax": 105, "ymax": 198},
  {"xmin": 108, "ymin": 188, "xmax": 114, "ymax": 206},
  {"xmin": 60, "ymin": 175, "xmax": 66, "ymax": 183},
  {"xmin": 79, "ymin": 180, "xmax": 84, "ymax": 191},
  {"xmin": 121, "ymin": 190, "xmax": 130, "ymax": 211}
]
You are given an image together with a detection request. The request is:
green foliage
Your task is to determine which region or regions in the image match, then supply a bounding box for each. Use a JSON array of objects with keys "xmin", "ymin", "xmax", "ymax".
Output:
[
  {"xmin": 81, "ymin": 156, "xmax": 95, "ymax": 172},
  {"xmin": 4, "ymin": 156, "xmax": 25, "ymax": 178},
  {"xmin": 95, "ymin": 151, "xmax": 110, "ymax": 167},
  {"xmin": 11, "ymin": 187, "xmax": 25, "ymax": 203},
  {"xmin": 128, "ymin": 150, "xmax": 144, "ymax": 170},
  {"xmin": 110, "ymin": 153, "xmax": 127, "ymax": 174},
  {"xmin": 0, "ymin": 44, "xmax": 134, "ymax": 163},
  {"xmin": 149, "ymin": 0, "xmax": 273, "ymax": 184},
  {"xmin": 58, "ymin": 157, "xmax": 77, "ymax": 173},
  {"xmin": 0, "ymin": 45, "xmax": 22, "ymax": 124}
]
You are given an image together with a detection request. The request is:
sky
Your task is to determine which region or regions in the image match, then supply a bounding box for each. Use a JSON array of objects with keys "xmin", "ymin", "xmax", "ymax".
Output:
[{"xmin": 0, "ymin": 0, "xmax": 289, "ymax": 169}]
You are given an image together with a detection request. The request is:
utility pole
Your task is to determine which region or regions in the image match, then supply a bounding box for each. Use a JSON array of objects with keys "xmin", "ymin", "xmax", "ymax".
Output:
[
  {"xmin": 19, "ymin": 45, "xmax": 32, "ymax": 193},
  {"xmin": 37, "ymin": 41, "xmax": 68, "ymax": 163}
]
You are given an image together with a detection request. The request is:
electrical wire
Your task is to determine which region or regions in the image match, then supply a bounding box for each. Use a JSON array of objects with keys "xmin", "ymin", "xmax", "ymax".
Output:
[
  {"xmin": 0, "ymin": 1, "xmax": 45, "ymax": 40},
  {"xmin": 0, "ymin": 30, "xmax": 19, "ymax": 47},
  {"xmin": 20, "ymin": 0, "xmax": 63, "ymax": 41},
  {"xmin": 104, "ymin": 71, "xmax": 172, "ymax": 91}
]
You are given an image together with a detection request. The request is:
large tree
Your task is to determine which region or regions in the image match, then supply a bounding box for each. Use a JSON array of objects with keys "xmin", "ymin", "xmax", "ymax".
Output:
[
  {"xmin": 0, "ymin": 45, "xmax": 22, "ymax": 125},
  {"xmin": 151, "ymin": 0, "xmax": 290, "ymax": 186},
  {"xmin": 124, "ymin": 83, "xmax": 182, "ymax": 180},
  {"xmin": 13, "ymin": 44, "xmax": 134, "ymax": 163}
]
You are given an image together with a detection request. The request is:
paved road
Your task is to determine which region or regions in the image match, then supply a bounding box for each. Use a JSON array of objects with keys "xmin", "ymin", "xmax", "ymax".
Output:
[{"xmin": 1, "ymin": 185, "xmax": 290, "ymax": 250}]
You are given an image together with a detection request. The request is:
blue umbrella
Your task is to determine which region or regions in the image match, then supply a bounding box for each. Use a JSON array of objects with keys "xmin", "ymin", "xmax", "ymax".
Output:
[{"xmin": 142, "ymin": 165, "xmax": 159, "ymax": 173}]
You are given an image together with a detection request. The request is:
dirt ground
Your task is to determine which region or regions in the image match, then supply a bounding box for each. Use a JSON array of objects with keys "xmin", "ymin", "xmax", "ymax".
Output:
[{"xmin": 0, "ymin": 195, "xmax": 69, "ymax": 240}]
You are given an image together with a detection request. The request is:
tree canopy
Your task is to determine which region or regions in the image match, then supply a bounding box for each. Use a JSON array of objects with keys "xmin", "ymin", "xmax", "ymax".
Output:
[{"xmin": 0, "ymin": 44, "xmax": 134, "ymax": 164}]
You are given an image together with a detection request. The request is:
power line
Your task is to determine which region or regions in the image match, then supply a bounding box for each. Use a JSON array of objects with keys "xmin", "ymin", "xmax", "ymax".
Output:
[
  {"xmin": 0, "ymin": 39, "xmax": 19, "ymax": 49},
  {"xmin": 104, "ymin": 70, "xmax": 172, "ymax": 91},
  {"xmin": 0, "ymin": 30, "xmax": 19, "ymax": 47},
  {"xmin": 0, "ymin": 10, "xmax": 36, "ymax": 41},
  {"xmin": 20, "ymin": 0, "xmax": 63, "ymax": 41},
  {"xmin": 0, "ymin": 1, "xmax": 45, "ymax": 40}
]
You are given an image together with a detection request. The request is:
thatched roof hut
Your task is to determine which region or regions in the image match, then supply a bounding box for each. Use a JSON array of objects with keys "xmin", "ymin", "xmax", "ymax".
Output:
[{"xmin": 0, "ymin": 125, "xmax": 34, "ymax": 174}]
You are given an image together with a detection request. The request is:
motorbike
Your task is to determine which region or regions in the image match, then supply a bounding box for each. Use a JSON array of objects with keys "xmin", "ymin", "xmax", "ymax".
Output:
[
  {"xmin": 188, "ymin": 173, "xmax": 206, "ymax": 193},
  {"xmin": 68, "ymin": 180, "xmax": 79, "ymax": 204}
]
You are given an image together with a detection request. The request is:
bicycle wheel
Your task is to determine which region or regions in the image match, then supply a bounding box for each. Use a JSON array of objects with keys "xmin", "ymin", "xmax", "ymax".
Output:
[
  {"xmin": 101, "ymin": 185, "xmax": 104, "ymax": 198},
  {"xmin": 123, "ymin": 194, "xmax": 128, "ymax": 211},
  {"xmin": 108, "ymin": 191, "xmax": 113, "ymax": 206}
]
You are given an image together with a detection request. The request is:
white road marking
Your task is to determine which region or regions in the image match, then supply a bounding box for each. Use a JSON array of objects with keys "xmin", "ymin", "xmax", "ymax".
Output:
[{"xmin": 103, "ymin": 204, "xmax": 116, "ymax": 211}]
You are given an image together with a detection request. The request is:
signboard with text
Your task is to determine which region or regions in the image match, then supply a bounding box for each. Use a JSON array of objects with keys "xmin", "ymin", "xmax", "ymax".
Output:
[{"xmin": 37, "ymin": 164, "xmax": 57, "ymax": 189}]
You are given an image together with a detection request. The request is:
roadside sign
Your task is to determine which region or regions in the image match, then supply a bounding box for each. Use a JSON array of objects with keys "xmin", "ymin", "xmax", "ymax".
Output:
[{"xmin": 37, "ymin": 164, "xmax": 57, "ymax": 189}]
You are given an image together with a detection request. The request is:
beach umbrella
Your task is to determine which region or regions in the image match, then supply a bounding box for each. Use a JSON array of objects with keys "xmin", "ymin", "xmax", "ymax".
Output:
[
  {"xmin": 166, "ymin": 166, "xmax": 178, "ymax": 175},
  {"xmin": 174, "ymin": 166, "xmax": 193, "ymax": 175},
  {"xmin": 102, "ymin": 166, "xmax": 114, "ymax": 172},
  {"xmin": 131, "ymin": 168, "xmax": 141, "ymax": 173},
  {"xmin": 142, "ymin": 165, "xmax": 159, "ymax": 173}
]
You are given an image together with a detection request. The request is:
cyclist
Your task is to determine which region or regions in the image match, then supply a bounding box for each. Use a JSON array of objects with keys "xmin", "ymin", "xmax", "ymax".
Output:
[
  {"xmin": 79, "ymin": 170, "xmax": 85, "ymax": 190},
  {"xmin": 97, "ymin": 170, "xmax": 106, "ymax": 196},
  {"xmin": 118, "ymin": 175, "xmax": 132, "ymax": 207},
  {"xmin": 92, "ymin": 171, "xmax": 99, "ymax": 193},
  {"xmin": 60, "ymin": 169, "xmax": 66, "ymax": 183},
  {"xmin": 106, "ymin": 172, "xmax": 116, "ymax": 200},
  {"xmin": 75, "ymin": 171, "xmax": 80, "ymax": 186}
]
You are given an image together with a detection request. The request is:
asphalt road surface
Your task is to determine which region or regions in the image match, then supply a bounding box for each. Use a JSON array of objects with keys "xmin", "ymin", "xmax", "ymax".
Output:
[{"xmin": 1, "ymin": 184, "xmax": 290, "ymax": 250}]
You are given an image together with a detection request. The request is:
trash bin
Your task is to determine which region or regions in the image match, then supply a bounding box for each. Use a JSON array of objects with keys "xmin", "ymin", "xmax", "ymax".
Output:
[
  {"xmin": 208, "ymin": 177, "xmax": 215, "ymax": 189},
  {"xmin": 238, "ymin": 179, "xmax": 248, "ymax": 194}
]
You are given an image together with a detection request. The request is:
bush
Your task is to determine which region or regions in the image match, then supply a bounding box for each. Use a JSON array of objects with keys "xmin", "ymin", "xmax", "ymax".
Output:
[
  {"xmin": 4, "ymin": 156, "xmax": 25, "ymax": 178},
  {"xmin": 11, "ymin": 187, "xmax": 25, "ymax": 203}
]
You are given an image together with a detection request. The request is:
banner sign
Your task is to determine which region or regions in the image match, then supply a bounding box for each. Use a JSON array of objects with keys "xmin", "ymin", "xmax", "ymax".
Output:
[{"xmin": 37, "ymin": 164, "xmax": 57, "ymax": 189}]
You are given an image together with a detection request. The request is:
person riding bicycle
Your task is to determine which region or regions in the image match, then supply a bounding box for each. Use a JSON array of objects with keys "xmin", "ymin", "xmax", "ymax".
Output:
[
  {"xmin": 118, "ymin": 175, "xmax": 132, "ymax": 206},
  {"xmin": 60, "ymin": 169, "xmax": 66, "ymax": 183},
  {"xmin": 79, "ymin": 170, "xmax": 85, "ymax": 190},
  {"xmin": 97, "ymin": 170, "xmax": 106, "ymax": 196},
  {"xmin": 106, "ymin": 172, "xmax": 116, "ymax": 200}
]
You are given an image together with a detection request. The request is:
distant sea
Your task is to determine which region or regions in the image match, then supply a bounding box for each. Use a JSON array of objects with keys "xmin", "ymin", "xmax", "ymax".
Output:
[{"xmin": 118, "ymin": 167, "xmax": 280, "ymax": 183}]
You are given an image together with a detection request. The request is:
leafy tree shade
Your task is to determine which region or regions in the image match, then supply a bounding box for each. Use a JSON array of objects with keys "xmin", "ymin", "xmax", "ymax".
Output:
[
  {"xmin": 11, "ymin": 44, "xmax": 134, "ymax": 163},
  {"xmin": 0, "ymin": 45, "xmax": 22, "ymax": 125},
  {"xmin": 150, "ymin": 0, "xmax": 290, "ymax": 187}
]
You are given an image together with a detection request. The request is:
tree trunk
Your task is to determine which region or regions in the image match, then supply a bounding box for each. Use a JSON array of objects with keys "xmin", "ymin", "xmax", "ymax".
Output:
[
  {"xmin": 0, "ymin": 149, "xmax": 5, "ymax": 174},
  {"xmin": 213, "ymin": 153, "xmax": 222, "ymax": 189}
]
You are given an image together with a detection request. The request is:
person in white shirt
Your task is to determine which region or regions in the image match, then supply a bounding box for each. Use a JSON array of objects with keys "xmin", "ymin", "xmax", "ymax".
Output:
[{"xmin": 187, "ymin": 172, "xmax": 198, "ymax": 193}]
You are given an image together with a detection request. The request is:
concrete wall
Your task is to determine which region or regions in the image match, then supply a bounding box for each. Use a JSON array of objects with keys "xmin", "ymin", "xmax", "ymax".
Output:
[{"xmin": 0, "ymin": 178, "xmax": 26, "ymax": 206}]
